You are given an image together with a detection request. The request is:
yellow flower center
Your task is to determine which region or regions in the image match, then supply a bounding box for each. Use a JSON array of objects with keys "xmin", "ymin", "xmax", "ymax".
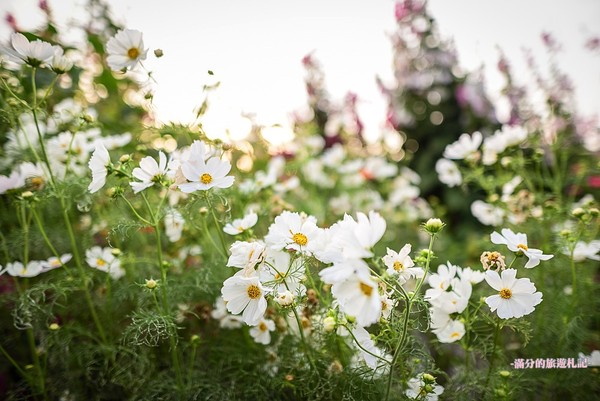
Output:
[
  {"xmin": 200, "ymin": 173, "xmax": 213, "ymax": 184},
  {"xmin": 486, "ymin": 251, "xmax": 501, "ymax": 262},
  {"xmin": 393, "ymin": 261, "xmax": 404, "ymax": 272},
  {"xmin": 499, "ymin": 288, "xmax": 512, "ymax": 299},
  {"xmin": 96, "ymin": 258, "xmax": 106, "ymax": 267},
  {"xmin": 30, "ymin": 176, "xmax": 44, "ymax": 187},
  {"xmin": 259, "ymin": 322, "xmax": 268, "ymax": 332},
  {"xmin": 127, "ymin": 47, "xmax": 140, "ymax": 59},
  {"xmin": 292, "ymin": 233, "xmax": 308, "ymax": 246},
  {"xmin": 359, "ymin": 282, "xmax": 373, "ymax": 297},
  {"xmin": 517, "ymin": 243, "xmax": 528, "ymax": 251},
  {"xmin": 247, "ymin": 284, "xmax": 261, "ymax": 299},
  {"xmin": 451, "ymin": 332, "xmax": 461, "ymax": 338}
]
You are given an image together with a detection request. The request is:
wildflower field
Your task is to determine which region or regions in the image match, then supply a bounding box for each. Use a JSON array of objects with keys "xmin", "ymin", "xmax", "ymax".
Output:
[{"xmin": 0, "ymin": 1, "xmax": 599, "ymax": 400}]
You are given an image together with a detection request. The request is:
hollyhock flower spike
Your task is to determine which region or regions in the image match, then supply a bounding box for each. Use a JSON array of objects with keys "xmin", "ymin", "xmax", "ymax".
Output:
[
  {"xmin": 484, "ymin": 268, "xmax": 542, "ymax": 319},
  {"xmin": 491, "ymin": 228, "xmax": 554, "ymax": 268}
]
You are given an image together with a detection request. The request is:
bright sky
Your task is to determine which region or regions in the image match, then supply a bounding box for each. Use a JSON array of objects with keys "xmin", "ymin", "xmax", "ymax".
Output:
[{"xmin": 1, "ymin": 0, "xmax": 599, "ymax": 143}]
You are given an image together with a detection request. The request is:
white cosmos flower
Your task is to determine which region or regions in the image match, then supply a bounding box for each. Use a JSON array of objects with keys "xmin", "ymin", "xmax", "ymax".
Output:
[
  {"xmin": 425, "ymin": 262, "xmax": 458, "ymax": 300},
  {"xmin": 50, "ymin": 47, "xmax": 73, "ymax": 74},
  {"xmin": 226, "ymin": 241, "xmax": 266, "ymax": 272},
  {"xmin": 435, "ymin": 158, "xmax": 462, "ymax": 187},
  {"xmin": 249, "ymin": 318, "xmax": 276, "ymax": 345},
  {"xmin": 471, "ymin": 200, "xmax": 504, "ymax": 226},
  {"xmin": 164, "ymin": 209, "xmax": 185, "ymax": 242},
  {"xmin": 484, "ymin": 268, "xmax": 542, "ymax": 319},
  {"xmin": 178, "ymin": 144, "xmax": 234, "ymax": 192},
  {"xmin": 85, "ymin": 246, "xmax": 124, "ymax": 279},
  {"xmin": 106, "ymin": 29, "xmax": 148, "ymax": 71},
  {"xmin": 221, "ymin": 274, "xmax": 268, "ymax": 325},
  {"xmin": 491, "ymin": 228, "xmax": 554, "ymax": 268},
  {"xmin": 130, "ymin": 151, "xmax": 171, "ymax": 193},
  {"xmin": 351, "ymin": 325, "xmax": 390, "ymax": 369},
  {"xmin": 2, "ymin": 32, "xmax": 56, "ymax": 67},
  {"xmin": 223, "ymin": 211, "xmax": 258, "ymax": 235},
  {"xmin": 264, "ymin": 211, "xmax": 321, "ymax": 255},
  {"xmin": 443, "ymin": 131, "xmax": 482, "ymax": 160},
  {"xmin": 210, "ymin": 296, "xmax": 244, "ymax": 329},
  {"xmin": 332, "ymin": 273, "xmax": 381, "ymax": 327},
  {"xmin": 260, "ymin": 249, "xmax": 306, "ymax": 296},
  {"xmin": 318, "ymin": 258, "xmax": 370, "ymax": 285},
  {"xmin": 433, "ymin": 319, "xmax": 466, "ymax": 343},
  {"xmin": 563, "ymin": 240, "xmax": 600, "ymax": 262},
  {"xmin": 382, "ymin": 245, "xmax": 424, "ymax": 284},
  {"xmin": 457, "ymin": 266, "xmax": 485, "ymax": 284},
  {"xmin": 3, "ymin": 261, "xmax": 44, "ymax": 278},
  {"xmin": 87, "ymin": 142, "xmax": 111, "ymax": 193},
  {"xmin": 327, "ymin": 211, "xmax": 386, "ymax": 261},
  {"xmin": 44, "ymin": 253, "xmax": 72, "ymax": 270}
]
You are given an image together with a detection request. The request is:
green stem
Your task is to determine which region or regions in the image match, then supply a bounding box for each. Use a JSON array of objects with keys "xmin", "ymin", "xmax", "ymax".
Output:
[
  {"xmin": 205, "ymin": 193, "xmax": 229, "ymax": 258},
  {"xmin": 484, "ymin": 318, "xmax": 502, "ymax": 399},
  {"xmin": 385, "ymin": 234, "xmax": 436, "ymax": 401},
  {"xmin": 343, "ymin": 324, "xmax": 392, "ymax": 365},
  {"xmin": 26, "ymin": 328, "xmax": 47, "ymax": 401},
  {"xmin": 201, "ymin": 215, "xmax": 227, "ymax": 260},
  {"xmin": 119, "ymin": 194, "xmax": 153, "ymax": 225},
  {"xmin": 269, "ymin": 262, "xmax": 317, "ymax": 371},
  {"xmin": 60, "ymin": 201, "xmax": 108, "ymax": 344},
  {"xmin": 0, "ymin": 230, "xmax": 10, "ymax": 265},
  {"xmin": 30, "ymin": 68, "xmax": 56, "ymax": 187},
  {"xmin": 143, "ymin": 192, "xmax": 184, "ymax": 392},
  {"xmin": 0, "ymin": 343, "xmax": 28, "ymax": 380}
]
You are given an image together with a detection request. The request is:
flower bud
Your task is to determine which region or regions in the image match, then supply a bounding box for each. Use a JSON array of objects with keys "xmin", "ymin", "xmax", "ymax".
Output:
[
  {"xmin": 145, "ymin": 278, "xmax": 158, "ymax": 289},
  {"xmin": 589, "ymin": 207, "xmax": 599, "ymax": 217},
  {"xmin": 111, "ymin": 248, "xmax": 121, "ymax": 256},
  {"xmin": 422, "ymin": 373, "xmax": 435, "ymax": 383},
  {"xmin": 423, "ymin": 218, "xmax": 445, "ymax": 234},
  {"xmin": 154, "ymin": 49, "xmax": 164, "ymax": 58},
  {"xmin": 274, "ymin": 290, "xmax": 294, "ymax": 307},
  {"xmin": 21, "ymin": 191, "xmax": 34, "ymax": 198},
  {"xmin": 106, "ymin": 187, "xmax": 117, "ymax": 198},
  {"xmin": 119, "ymin": 154, "xmax": 131, "ymax": 163},
  {"xmin": 571, "ymin": 207, "xmax": 586, "ymax": 218},
  {"xmin": 423, "ymin": 384, "xmax": 434, "ymax": 393},
  {"xmin": 49, "ymin": 323, "xmax": 60, "ymax": 331},
  {"xmin": 51, "ymin": 53, "xmax": 73, "ymax": 74},
  {"xmin": 190, "ymin": 334, "xmax": 201, "ymax": 345},
  {"xmin": 199, "ymin": 207, "xmax": 209, "ymax": 216},
  {"xmin": 323, "ymin": 316, "xmax": 336, "ymax": 332},
  {"xmin": 499, "ymin": 370, "xmax": 511, "ymax": 378}
]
